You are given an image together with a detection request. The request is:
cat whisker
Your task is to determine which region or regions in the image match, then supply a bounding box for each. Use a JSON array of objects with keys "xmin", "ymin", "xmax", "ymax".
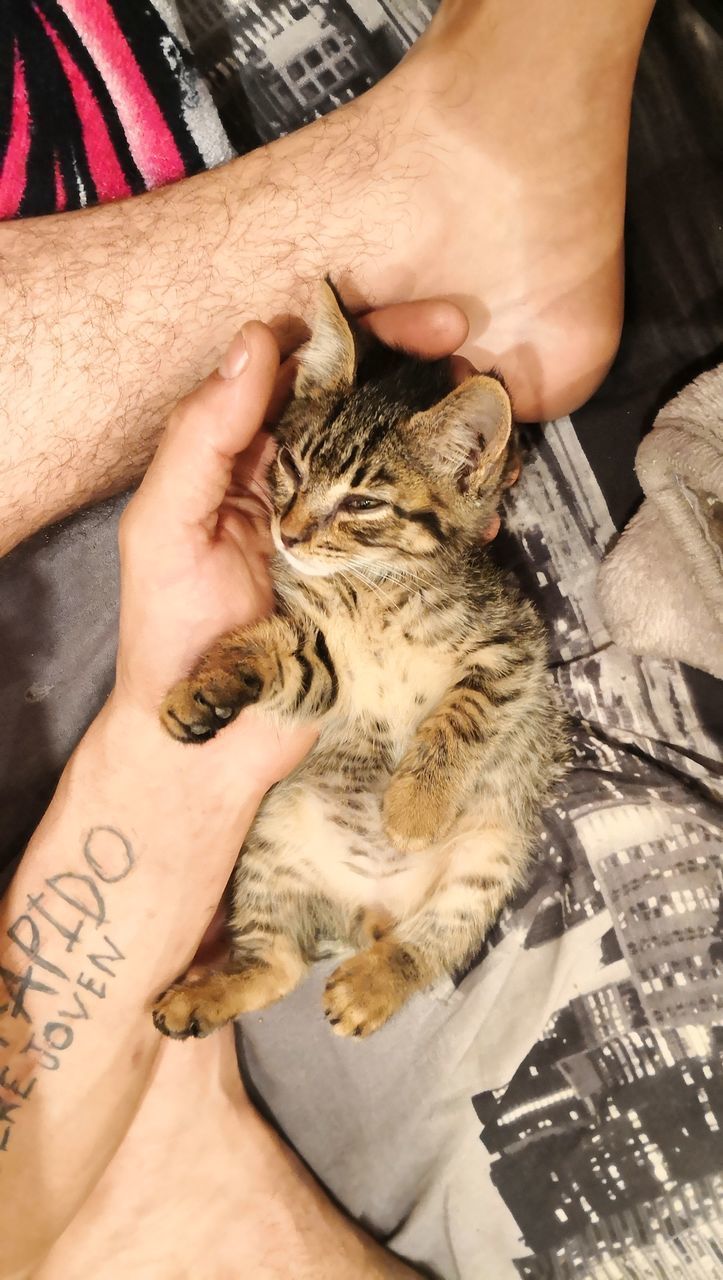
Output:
[
  {"xmin": 345, "ymin": 558, "xmax": 453, "ymax": 620},
  {"xmin": 347, "ymin": 555, "xmax": 436, "ymax": 592},
  {"xmin": 342, "ymin": 565, "xmax": 391, "ymax": 605},
  {"xmin": 346, "ymin": 557, "xmax": 411, "ymax": 593},
  {"xmin": 344, "ymin": 556, "xmax": 409, "ymax": 588}
]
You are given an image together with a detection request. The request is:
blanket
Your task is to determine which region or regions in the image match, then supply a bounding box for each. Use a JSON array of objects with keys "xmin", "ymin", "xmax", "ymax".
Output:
[
  {"xmin": 0, "ymin": 0, "xmax": 231, "ymax": 219},
  {"xmin": 599, "ymin": 363, "xmax": 723, "ymax": 678}
]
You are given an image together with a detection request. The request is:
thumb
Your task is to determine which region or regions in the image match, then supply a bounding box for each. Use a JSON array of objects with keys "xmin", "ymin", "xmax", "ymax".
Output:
[{"xmin": 136, "ymin": 322, "xmax": 280, "ymax": 532}]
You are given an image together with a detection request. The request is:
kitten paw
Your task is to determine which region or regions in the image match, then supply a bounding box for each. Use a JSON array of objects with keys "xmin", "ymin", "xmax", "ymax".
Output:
[
  {"xmin": 152, "ymin": 956, "xmax": 299, "ymax": 1036},
  {"xmin": 152, "ymin": 983, "xmax": 221, "ymax": 1040},
  {"xmin": 323, "ymin": 946, "xmax": 416, "ymax": 1037},
  {"xmin": 383, "ymin": 775, "xmax": 456, "ymax": 852},
  {"xmin": 160, "ymin": 668, "xmax": 262, "ymax": 744}
]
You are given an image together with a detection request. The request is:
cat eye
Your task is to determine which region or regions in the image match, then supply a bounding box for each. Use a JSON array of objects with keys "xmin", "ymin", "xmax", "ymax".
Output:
[
  {"xmin": 340, "ymin": 495, "xmax": 387, "ymax": 513},
  {"xmin": 278, "ymin": 447, "xmax": 302, "ymax": 483}
]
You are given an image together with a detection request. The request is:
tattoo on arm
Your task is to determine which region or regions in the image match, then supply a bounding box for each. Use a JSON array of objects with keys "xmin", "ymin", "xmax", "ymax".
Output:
[{"xmin": 0, "ymin": 826, "xmax": 135, "ymax": 1154}]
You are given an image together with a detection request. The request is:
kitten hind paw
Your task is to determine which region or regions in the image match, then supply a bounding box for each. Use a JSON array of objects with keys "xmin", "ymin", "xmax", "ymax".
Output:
[
  {"xmin": 152, "ymin": 984, "xmax": 217, "ymax": 1039},
  {"xmin": 324, "ymin": 950, "xmax": 405, "ymax": 1037}
]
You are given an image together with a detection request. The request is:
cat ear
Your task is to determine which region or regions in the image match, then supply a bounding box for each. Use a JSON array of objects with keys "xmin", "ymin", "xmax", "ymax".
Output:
[
  {"xmin": 295, "ymin": 280, "xmax": 357, "ymax": 398},
  {"xmin": 408, "ymin": 375, "xmax": 512, "ymax": 492}
]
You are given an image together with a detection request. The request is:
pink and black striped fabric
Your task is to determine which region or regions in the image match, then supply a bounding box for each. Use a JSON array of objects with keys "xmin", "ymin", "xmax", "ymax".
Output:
[{"xmin": 0, "ymin": 0, "xmax": 231, "ymax": 219}]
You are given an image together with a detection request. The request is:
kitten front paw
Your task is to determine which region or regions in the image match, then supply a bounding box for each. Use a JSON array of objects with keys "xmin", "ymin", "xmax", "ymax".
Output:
[
  {"xmin": 160, "ymin": 667, "xmax": 262, "ymax": 744},
  {"xmin": 383, "ymin": 774, "xmax": 456, "ymax": 853}
]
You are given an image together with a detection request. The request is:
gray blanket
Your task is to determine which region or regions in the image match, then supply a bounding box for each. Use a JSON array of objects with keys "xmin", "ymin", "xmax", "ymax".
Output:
[{"xmin": 599, "ymin": 363, "xmax": 723, "ymax": 679}]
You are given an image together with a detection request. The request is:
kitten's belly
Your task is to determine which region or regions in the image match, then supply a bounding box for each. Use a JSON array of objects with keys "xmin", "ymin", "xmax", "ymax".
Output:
[
  {"xmin": 333, "ymin": 630, "xmax": 458, "ymax": 736},
  {"xmin": 248, "ymin": 637, "xmax": 461, "ymax": 921},
  {"xmin": 253, "ymin": 782, "xmax": 442, "ymax": 920}
]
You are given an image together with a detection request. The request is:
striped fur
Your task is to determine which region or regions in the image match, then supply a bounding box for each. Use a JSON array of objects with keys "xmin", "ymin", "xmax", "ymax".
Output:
[{"xmin": 153, "ymin": 286, "xmax": 567, "ymax": 1041}]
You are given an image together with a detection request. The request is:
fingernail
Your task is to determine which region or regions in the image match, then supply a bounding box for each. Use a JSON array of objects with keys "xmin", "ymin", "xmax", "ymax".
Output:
[{"xmin": 218, "ymin": 330, "xmax": 248, "ymax": 379}]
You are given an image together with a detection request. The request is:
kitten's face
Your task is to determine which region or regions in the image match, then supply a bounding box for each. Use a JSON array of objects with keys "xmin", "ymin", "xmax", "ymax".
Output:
[
  {"xmin": 269, "ymin": 398, "xmax": 450, "ymax": 580},
  {"xmin": 268, "ymin": 283, "xmax": 514, "ymax": 582}
]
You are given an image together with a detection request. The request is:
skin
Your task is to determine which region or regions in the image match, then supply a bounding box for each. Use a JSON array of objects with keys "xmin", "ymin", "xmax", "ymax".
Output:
[
  {"xmin": 0, "ymin": 0, "xmax": 656, "ymax": 554},
  {"xmin": 0, "ymin": 302, "xmax": 464, "ymax": 1280}
]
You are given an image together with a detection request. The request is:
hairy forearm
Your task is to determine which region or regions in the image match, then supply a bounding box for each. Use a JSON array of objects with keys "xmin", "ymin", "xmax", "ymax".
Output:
[{"xmin": 0, "ymin": 697, "xmax": 262, "ymax": 1273}]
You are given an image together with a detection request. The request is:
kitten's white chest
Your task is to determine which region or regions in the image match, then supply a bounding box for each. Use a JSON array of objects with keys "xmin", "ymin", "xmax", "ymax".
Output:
[
  {"xmin": 327, "ymin": 613, "xmax": 456, "ymax": 737},
  {"xmin": 248, "ymin": 613, "xmax": 460, "ymax": 918}
]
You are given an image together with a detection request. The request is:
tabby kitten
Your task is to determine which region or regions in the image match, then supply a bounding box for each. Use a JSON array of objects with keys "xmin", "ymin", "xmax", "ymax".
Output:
[{"xmin": 152, "ymin": 284, "xmax": 566, "ymax": 1040}]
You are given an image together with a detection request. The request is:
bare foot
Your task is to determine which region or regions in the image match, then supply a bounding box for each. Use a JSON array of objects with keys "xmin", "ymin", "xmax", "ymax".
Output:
[
  {"xmin": 290, "ymin": 0, "xmax": 655, "ymax": 420},
  {"xmin": 38, "ymin": 1031, "xmax": 416, "ymax": 1279},
  {"xmin": 0, "ymin": 0, "xmax": 654, "ymax": 548}
]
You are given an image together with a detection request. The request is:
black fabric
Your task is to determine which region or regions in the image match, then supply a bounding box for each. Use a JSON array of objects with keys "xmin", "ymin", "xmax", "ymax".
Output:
[
  {"xmin": 570, "ymin": 0, "xmax": 723, "ymax": 533},
  {"xmin": 110, "ymin": 0, "xmax": 206, "ymax": 175},
  {"xmin": 0, "ymin": 0, "xmax": 212, "ymax": 219},
  {"xmin": 0, "ymin": 0, "xmax": 16, "ymax": 175},
  {"xmin": 569, "ymin": 0, "xmax": 723, "ymax": 742},
  {"xmin": 14, "ymin": 2, "xmax": 88, "ymax": 216}
]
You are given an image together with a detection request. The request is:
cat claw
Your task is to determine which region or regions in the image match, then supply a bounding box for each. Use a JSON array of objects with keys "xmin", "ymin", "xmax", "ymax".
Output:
[
  {"xmin": 152, "ymin": 988, "xmax": 210, "ymax": 1039},
  {"xmin": 160, "ymin": 681, "xmax": 244, "ymax": 744}
]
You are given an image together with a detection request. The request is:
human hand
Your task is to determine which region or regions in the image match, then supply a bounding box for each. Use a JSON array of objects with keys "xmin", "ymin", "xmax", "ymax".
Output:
[{"xmin": 113, "ymin": 301, "xmax": 469, "ymax": 787}]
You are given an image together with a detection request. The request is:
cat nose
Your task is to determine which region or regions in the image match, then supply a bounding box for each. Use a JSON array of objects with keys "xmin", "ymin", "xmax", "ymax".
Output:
[{"xmin": 280, "ymin": 518, "xmax": 317, "ymax": 548}]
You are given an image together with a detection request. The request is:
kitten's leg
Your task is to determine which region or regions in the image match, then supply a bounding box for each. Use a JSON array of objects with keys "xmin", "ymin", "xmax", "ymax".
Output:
[
  {"xmin": 152, "ymin": 932, "xmax": 308, "ymax": 1039},
  {"xmin": 160, "ymin": 616, "xmax": 337, "ymax": 742},
  {"xmin": 152, "ymin": 845, "xmax": 338, "ymax": 1039},
  {"xmin": 324, "ymin": 822, "xmax": 526, "ymax": 1037},
  {"xmin": 383, "ymin": 635, "xmax": 544, "ymax": 851}
]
